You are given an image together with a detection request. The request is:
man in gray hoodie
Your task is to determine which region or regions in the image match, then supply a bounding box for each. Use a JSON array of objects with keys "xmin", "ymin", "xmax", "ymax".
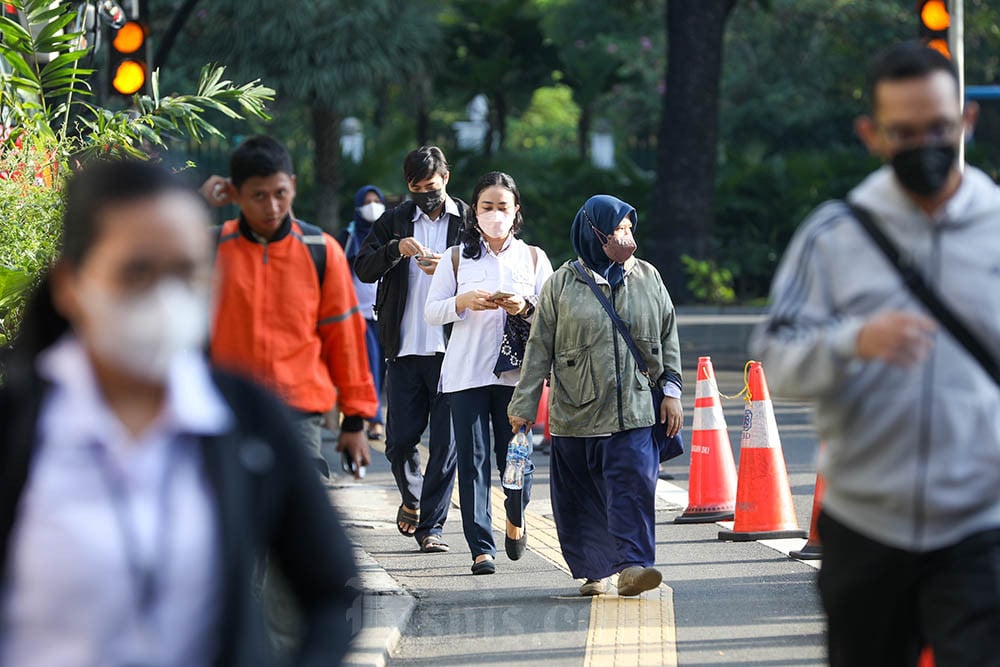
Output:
[{"xmin": 752, "ymin": 42, "xmax": 1000, "ymax": 666}]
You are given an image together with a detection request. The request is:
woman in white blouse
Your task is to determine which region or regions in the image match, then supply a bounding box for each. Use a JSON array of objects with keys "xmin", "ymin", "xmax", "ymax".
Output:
[
  {"xmin": 0, "ymin": 160, "xmax": 359, "ymax": 666},
  {"xmin": 425, "ymin": 171, "xmax": 553, "ymax": 575}
]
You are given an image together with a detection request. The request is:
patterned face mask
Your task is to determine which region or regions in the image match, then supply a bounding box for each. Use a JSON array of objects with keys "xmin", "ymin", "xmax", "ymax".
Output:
[{"xmin": 591, "ymin": 224, "xmax": 637, "ymax": 264}]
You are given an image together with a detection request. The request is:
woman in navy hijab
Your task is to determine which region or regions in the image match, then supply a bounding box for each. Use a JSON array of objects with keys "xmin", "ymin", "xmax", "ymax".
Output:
[
  {"xmin": 346, "ymin": 185, "xmax": 388, "ymax": 440},
  {"xmin": 507, "ymin": 195, "xmax": 683, "ymax": 597}
]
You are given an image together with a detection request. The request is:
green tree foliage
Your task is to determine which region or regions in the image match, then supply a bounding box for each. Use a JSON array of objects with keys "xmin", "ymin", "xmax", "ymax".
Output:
[
  {"xmin": 170, "ymin": 0, "xmax": 442, "ymax": 231},
  {"xmin": 439, "ymin": 0, "xmax": 559, "ymax": 155},
  {"xmin": 0, "ymin": 0, "xmax": 273, "ymax": 340},
  {"xmin": 713, "ymin": 0, "xmax": 1000, "ymax": 300},
  {"xmin": 539, "ymin": 0, "xmax": 663, "ymax": 157}
]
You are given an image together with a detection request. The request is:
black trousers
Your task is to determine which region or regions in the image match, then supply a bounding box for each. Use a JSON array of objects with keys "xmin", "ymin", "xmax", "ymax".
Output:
[
  {"xmin": 817, "ymin": 511, "xmax": 1000, "ymax": 667},
  {"xmin": 384, "ymin": 354, "xmax": 456, "ymax": 543}
]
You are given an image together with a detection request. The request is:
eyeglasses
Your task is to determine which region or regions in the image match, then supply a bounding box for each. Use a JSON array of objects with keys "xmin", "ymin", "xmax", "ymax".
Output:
[{"xmin": 876, "ymin": 119, "xmax": 963, "ymax": 147}]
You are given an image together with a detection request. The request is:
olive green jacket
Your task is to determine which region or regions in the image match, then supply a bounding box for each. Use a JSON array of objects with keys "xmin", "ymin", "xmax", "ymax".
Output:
[{"xmin": 508, "ymin": 257, "xmax": 681, "ymax": 437}]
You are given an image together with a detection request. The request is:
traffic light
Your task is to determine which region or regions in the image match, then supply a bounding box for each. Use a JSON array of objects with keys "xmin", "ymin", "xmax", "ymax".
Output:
[
  {"xmin": 918, "ymin": 0, "xmax": 951, "ymax": 59},
  {"xmin": 108, "ymin": 19, "xmax": 148, "ymax": 98}
]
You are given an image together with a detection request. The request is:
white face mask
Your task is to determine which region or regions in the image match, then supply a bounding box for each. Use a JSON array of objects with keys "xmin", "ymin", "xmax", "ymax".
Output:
[
  {"xmin": 477, "ymin": 209, "xmax": 515, "ymax": 240},
  {"xmin": 78, "ymin": 279, "xmax": 210, "ymax": 382},
  {"xmin": 358, "ymin": 201, "xmax": 385, "ymax": 223}
]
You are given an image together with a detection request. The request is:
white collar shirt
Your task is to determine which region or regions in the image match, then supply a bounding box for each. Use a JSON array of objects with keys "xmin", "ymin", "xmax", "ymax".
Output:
[
  {"xmin": 425, "ymin": 237, "xmax": 553, "ymax": 393},
  {"xmin": 398, "ymin": 196, "xmax": 461, "ymax": 357},
  {"xmin": 0, "ymin": 336, "xmax": 232, "ymax": 667}
]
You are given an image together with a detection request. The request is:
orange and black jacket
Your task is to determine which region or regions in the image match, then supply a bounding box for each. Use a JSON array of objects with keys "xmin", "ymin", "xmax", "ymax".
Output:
[{"xmin": 211, "ymin": 215, "xmax": 378, "ymax": 422}]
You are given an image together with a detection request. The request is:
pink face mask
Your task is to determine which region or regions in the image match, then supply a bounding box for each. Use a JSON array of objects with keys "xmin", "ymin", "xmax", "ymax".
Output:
[{"xmin": 477, "ymin": 209, "xmax": 515, "ymax": 239}]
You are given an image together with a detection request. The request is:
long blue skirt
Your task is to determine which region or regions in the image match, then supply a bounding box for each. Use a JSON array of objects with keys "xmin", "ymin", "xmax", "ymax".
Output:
[{"xmin": 549, "ymin": 427, "xmax": 658, "ymax": 580}]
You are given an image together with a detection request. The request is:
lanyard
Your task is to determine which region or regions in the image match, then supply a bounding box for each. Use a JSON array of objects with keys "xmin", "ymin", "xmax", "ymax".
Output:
[{"xmin": 90, "ymin": 440, "xmax": 181, "ymax": 618}]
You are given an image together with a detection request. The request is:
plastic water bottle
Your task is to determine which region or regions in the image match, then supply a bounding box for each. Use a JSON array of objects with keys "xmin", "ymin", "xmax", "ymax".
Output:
[{"xmin": 502, "ymin": 428, "xmax": 532, "ymax": 490}]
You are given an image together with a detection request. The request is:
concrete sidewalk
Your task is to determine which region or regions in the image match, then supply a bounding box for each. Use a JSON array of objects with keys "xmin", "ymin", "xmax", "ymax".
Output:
[{"xmin": 326, "ymin": 367, "xmax": 825, "ymax": 666}]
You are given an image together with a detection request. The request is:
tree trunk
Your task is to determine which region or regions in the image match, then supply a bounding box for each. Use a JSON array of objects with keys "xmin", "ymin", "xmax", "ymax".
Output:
[
  {"xmin": 152, "ymin": 0, "xmax": 202, "ymax": 70},
  {"xmin": 414, "ymin": 75, "xmax": 430, "ymax": 145},
  {"xmin": 495, "ymin": 90, "xmax": 508, "ymax": 152},
  {"xmin": 649, "ymin": 0, "xmax": 737, "ymax": 302},
  {"xmin": 577, "ymin": 102, "xmax": 592, "ymax": 161},
  {"xmin": 311, "ymin": 103, "xmax": 341, "ymax": 233}
]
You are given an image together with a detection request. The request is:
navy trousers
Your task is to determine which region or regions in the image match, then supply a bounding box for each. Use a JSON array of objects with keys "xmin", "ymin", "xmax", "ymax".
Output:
[
  {"xmin": 450, "ymin": 385, "xmax": 532, "ymax": 559},
  {"xmin": 818, "ymin": 511, "xmax": 1000, "ymax": 667},
  {"xmin": 549, "ymin": 427, "xmax": 658, "ymax": 580},
  {"xmin": 384, "ymin": 354, "xmax": 456, "ymax": 543},
  {"xmin": 364, "ymin": 319, "xmax": 386, "ymax": 425}
]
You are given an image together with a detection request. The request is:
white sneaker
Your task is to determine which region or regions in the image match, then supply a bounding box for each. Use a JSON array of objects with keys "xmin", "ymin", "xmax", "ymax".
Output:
[{"xmin": 579, "ymin": 578, "xmax": 608, "ymax": 596}]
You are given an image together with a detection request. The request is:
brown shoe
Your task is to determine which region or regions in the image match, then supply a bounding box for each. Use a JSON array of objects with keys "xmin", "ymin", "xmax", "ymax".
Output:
[{"xmin": 616, "ymin": 566, "xmax": 662, "ymax": 596}]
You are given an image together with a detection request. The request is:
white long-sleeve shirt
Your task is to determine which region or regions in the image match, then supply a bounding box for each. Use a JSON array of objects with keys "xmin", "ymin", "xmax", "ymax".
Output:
[
  {"xmin": 398, "ymin": 197, "xmax": 460, "ymax": 357},
  {"xmin": 0, "ymin": 337, "xmax": 231, "ymax": 667},
  {"xmin": 425, "ymin": 237, "xmax": 553, "ymax": 393}
]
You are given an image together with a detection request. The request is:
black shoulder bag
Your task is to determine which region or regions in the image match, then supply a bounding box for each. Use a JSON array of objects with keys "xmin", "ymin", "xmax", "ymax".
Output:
[
  {"xmin": 570, "ymin": 260, "xmax": 684, "ymax": 462},
  {"xmin": 848, "ymin": 202, "xmax": 1000, "ymax": 389}
]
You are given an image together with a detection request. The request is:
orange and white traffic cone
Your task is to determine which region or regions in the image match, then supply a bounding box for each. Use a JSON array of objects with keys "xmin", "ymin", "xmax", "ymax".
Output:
[
  {"xmin": 675, "ymin": 356, "xmax": 737, "ymax": 523},
  {"xmin": 719, "ymin": 361, "xmax": 807, "ymax": 541},
  {"xmin": 789, "ymin": 442, "xmax": 826, "ymax": 560}
]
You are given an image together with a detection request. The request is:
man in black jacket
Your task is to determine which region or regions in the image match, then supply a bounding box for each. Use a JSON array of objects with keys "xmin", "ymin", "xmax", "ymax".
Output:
[{"xmin": 354, "ymin": 146, "xmax": 474, "ymax": 552}]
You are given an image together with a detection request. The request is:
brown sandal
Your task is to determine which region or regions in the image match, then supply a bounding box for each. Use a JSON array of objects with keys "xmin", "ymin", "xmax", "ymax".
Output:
[{"xmin": 396, "ymin": 504, "xmax": 418, "ymax": 536}]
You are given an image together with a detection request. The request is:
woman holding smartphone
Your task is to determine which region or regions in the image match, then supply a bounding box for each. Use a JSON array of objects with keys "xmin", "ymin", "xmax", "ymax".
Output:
[{"xmin": 424, "ymin": 171, "xmax": 553, "ymax": 575}]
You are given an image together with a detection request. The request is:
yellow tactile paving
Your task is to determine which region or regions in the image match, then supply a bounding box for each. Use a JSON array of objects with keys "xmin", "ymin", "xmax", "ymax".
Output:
[
  {"xmin": 585, "ymin": 584, "xmax": 677, "ymax": 666},
  {"xmin": 484, "ymin": 487, "xmax": 677, "ymax": 666}
]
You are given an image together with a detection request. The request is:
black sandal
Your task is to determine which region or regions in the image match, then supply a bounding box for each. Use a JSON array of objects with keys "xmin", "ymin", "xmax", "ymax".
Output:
[
  {"xmin": 396, "ymin": 505, "xmax": 418, "ymax": 536},
  {"xmin": 420, "ymin": 535, "xmax": 450, "ymax": 553}
]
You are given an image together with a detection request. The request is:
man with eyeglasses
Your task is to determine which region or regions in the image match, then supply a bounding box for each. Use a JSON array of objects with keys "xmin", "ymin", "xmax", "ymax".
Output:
[{"xmin": 752, "ymin": 41, "xmax": 1000, "ymax": 666}]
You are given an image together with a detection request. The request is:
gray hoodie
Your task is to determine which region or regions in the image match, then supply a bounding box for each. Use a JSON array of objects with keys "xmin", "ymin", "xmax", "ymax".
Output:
[{"xmin": 751, "ymin": 164, "xmax": 1000, "ymax": 551}]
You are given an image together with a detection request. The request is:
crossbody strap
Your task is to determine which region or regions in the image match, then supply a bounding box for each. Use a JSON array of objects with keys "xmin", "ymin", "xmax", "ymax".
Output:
[
  {"xmin": 571, "ymin": 260, "xmax": 654, "ymax": 385},
  {"xmin": 847, "ymin": 202, "xmax": 1000, "ymax": 389}
]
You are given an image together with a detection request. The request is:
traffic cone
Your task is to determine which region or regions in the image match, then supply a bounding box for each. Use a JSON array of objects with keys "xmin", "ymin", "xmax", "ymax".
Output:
[
  {"xmin": 719, "ymin": 361, "xmax": 807, "ymax": 541},
  {"xmin": 789, "ymin": 443, "xmax": 826, "ymax": 560},
  {"xmin": 675, "ymin": 356, "xmax": 737, "ymax": 523}
]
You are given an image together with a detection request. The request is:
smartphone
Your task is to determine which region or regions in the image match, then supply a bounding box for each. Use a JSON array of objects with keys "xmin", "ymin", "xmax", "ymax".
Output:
[
  {"xmin": 340, "ymin": 452, "xmax": 367, "ymax": 479},
  {"xmin": 487, "ymin": 290, "xmax": 515, "ymax": 301},
  {"xmin": 415, "ymin": 253, "xmax": 439, "ymax": 267}
]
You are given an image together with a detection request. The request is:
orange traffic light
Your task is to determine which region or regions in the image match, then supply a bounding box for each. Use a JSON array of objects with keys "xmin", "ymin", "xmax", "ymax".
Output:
[
  {"xmin": 112, "ymin": 21, "xmax": 145, "ymax": 54},
  {"xmin": 112, "ymin": 60, "xmax": 145, "ymax": 95},
  {"xmin": 108, "ymin": 20, "xmax": 148, "ymax": 98},
  {"xmin": 918, "ymin": 0, "xmax": 951, "ymax": 59}
]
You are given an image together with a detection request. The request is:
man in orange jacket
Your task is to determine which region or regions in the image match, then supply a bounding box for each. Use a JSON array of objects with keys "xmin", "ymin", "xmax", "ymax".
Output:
[{"xmin": 204, "ymin": 136, "xmax": 377, "ymax": 478}]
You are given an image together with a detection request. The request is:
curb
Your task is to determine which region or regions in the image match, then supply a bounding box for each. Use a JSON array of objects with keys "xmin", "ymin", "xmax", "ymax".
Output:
[{"xmin": 342, "ymin": 545, "xmax": 416, "ymax": 667}]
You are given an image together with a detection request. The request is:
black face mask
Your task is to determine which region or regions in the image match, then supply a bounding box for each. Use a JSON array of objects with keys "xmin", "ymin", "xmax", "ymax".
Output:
[
  {"xmin": 411, "ymin": 188, "xmax": 445, "ymax": 216},
  {"xmin": 890, "ymin": 145, "xmax": 957, "ymax": 197}
]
